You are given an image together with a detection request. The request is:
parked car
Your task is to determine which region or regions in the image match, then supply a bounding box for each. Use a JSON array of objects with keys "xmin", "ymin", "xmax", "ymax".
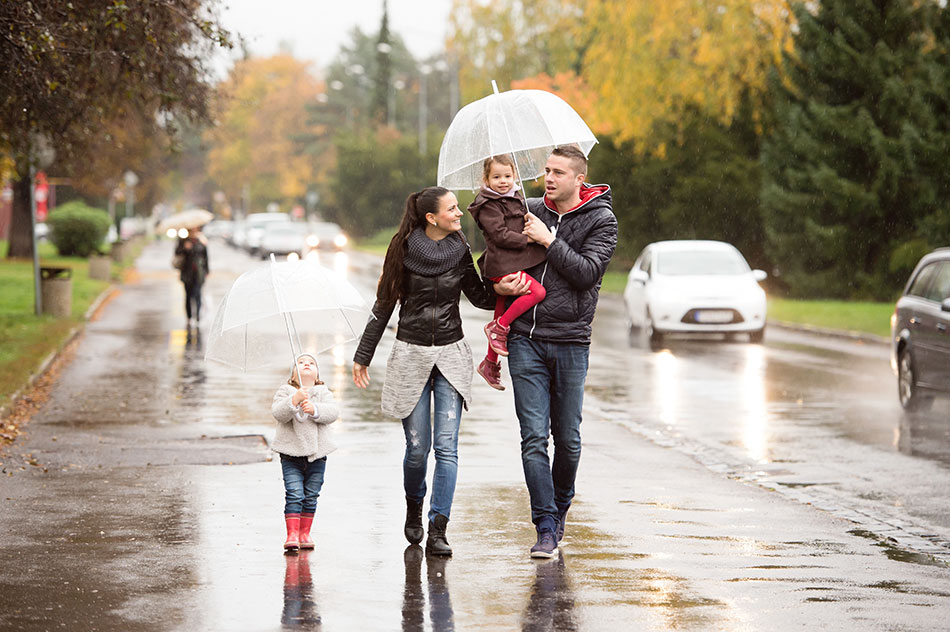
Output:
[
  {"xmin": 624, "ymin": 240, "xmax": 767, "ymax": 349},
  {"xmin": 243, "ymin": 212, "xmax": 291, "ymax": 255},
  {"xmin": 891, "ymin": 247, "xmax": 950, "ymax": 411},
  {"xmin": 259, "ymin": 222, "xmax": 311, "ymax": 259},
  {"xmin": 304, "ymin": 221, "xmax": 348, "ymax": 252}
]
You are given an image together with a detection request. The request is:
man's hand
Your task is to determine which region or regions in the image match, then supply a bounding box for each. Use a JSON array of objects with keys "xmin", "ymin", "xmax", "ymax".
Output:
[
  {"xmin": 493, "ymin": 271, "xmax": 530, "ymax": 296},
  {"xmin": 523, "ymin": 212, "xmax": 554, "ymax": 248}
]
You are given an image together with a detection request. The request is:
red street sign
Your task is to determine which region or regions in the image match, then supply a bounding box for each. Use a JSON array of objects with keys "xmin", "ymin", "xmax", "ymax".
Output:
[{"xmin": 35, "ymin": 171, "xmax": 49, "ymax": 221}]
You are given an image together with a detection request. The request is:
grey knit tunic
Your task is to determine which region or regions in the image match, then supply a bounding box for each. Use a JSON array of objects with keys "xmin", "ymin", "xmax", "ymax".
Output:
[
  {"xmin": 271, "ymin": 383, "xmax": 339, "ymax": 461},
  {"xmin": 382, "ymin": 339, "xmax": 474, "ymax": 419}
]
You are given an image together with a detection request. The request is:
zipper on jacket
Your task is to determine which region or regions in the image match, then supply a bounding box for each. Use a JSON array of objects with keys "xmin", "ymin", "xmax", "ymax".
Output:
[
  {"xmin": 528, "ymin": 213, "xmax": 564, "ymax": 338},
  {"xmin": 431, "ymin": 279, "xmax": 438, "ymax": 345}
]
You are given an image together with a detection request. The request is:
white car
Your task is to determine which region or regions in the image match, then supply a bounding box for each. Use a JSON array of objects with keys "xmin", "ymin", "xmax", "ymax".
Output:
[
  {"xmin": 243, "ymin": 212, "xmax": 291, "ymax": 254},
  {"xmin": 624, "ymin": 240, "xmax": 767, "ymax": 348},
  {"xmin": 304, "ymin": 221, "xmax": 348, "ymax": 252},
  {"xmin": 259, "ymin": 222, "xmax": 310, "ymax": 259}
]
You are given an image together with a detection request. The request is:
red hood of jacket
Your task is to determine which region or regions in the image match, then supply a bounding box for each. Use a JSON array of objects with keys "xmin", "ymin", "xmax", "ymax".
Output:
[{"xmin": 543, "ymin": 183, "xmax": 610, "ymax": 214}]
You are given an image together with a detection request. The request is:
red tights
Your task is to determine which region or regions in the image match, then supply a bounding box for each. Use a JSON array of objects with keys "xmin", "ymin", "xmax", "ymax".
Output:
[{"xmin": 486, "ymin": 272, "xmax": 545, "ymax": 362}]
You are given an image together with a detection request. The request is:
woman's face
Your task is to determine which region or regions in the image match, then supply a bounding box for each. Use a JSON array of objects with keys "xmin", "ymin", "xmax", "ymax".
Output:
[{"xmin": 426, "ymin": 192, "xmax": 462, "ymax": 236}]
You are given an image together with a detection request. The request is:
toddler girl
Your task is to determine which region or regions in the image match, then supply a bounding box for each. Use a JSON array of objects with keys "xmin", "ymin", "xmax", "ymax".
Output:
[
  {"xmin": 271, "ymin": 353, "xmax": 339, "ymax": 551},
  {"xmin": 467, "ymin": 155, "xmax": 547, "ymax": 390}
]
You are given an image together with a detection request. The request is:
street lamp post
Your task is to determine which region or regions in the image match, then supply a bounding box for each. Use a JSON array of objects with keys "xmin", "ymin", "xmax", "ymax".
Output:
[
  {"xmin": 418, "ymin": 64, "xmax": 431, "ymax": 155},
  {"xmin": 122, "ymin": 170, "xmax": 138, "ymax": 237},
  {"xmin": 30, "ymin": 135, "xmax": 55, "ymax": 316}
]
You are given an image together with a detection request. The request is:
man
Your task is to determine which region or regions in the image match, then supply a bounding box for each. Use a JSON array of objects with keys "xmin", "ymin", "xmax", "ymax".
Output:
[{"xmin": 494, "ymin": 145, "xmax": 617, "ymax": 558}]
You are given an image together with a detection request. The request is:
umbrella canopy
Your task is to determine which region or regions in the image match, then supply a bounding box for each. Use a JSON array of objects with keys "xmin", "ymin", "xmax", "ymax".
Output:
[
  {"xmin": 437, "ymin": 85, "xmax": 598, "ymax": 191},
  {"xmin": 158, "ymin": 209, "xmax": 214, "ymax": 232},
  {"xmin": 204, "ymin": 257, "xmax": 373, "ymax": 371}
]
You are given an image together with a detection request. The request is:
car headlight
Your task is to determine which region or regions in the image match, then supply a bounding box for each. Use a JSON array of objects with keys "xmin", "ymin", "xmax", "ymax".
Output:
[
  {"xmin": 306, "ymin": 235, "xmax": 320, "ymax": 248},
  {"xmin": 334, "ymin": 234, "xmax": 348, "ymax": 248}
]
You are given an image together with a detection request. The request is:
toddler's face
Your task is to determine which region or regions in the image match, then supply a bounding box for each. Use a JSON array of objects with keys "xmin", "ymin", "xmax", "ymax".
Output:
[
  {"xmin": 296, "ymin": 355, "xmax": 317, "ymax": 382},
  {"xmin": 487, "ymin": 162, "xmax": 515, "ymax": 195}
]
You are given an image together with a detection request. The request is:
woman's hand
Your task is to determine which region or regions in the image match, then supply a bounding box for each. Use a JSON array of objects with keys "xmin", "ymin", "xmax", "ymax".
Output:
[
  {"xmin": 292, "ymin": 388, "xmax": 308, "ymax": 406},
  {"xmin": 493, "ymin": 271, "xmax": 530, "ymax": 296},
  {"xmin": 352, "ymin": 363, "xmax": 370, "ymax": 389}
]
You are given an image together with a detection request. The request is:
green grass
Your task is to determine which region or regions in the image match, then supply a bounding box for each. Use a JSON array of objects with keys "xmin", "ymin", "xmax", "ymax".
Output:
[
  {"xmin": 766, "ymin": 298, "xmax": 893, "ymax": 338},
  {"xmin": 0, "ymin": 240, "xmax": 118, "ymax": 410}
]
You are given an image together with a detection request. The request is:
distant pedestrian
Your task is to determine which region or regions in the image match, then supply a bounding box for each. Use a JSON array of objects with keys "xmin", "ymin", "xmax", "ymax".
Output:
[
  {"xmin": 272, "ymin": 353, "xmax": 339, "ymax": 551},
  {"xmin": 174, "ymin": 227, "xmax": 209, "ymax": 327},
  {"xmin": 467, "ymin": 154, "xmax": 548, "ymax": 390},
  {"xmin": 495, "ymin": 145, "xmax": 617, "ymax": 558},
  {"xmin": 352, "ymin": 186, "xmax": 508, "ymax": 556}
]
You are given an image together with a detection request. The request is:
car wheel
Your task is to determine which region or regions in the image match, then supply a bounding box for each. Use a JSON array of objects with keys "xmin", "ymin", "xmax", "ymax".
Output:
[
  {"xmin": 898, "ymin": 347, "xmax": 933, "ymax": 412},
  {"xmin": 749, "ymin": 328, "xmax": 765, "ymax": 344},
  {"xmin": 647, "ymin": 315, "xmax": 664, "ymax": 351}
]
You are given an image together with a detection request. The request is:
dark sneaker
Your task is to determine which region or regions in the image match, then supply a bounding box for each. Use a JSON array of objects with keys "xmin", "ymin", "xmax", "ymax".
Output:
[
  {"xmin": 484, "ymin": 319, "xmax": 510, "ymax": 357},
  {"xmin": 477, "ymin": 358, "xmax": 505, "ymax": 390},
  {"xmin": 556, "ymin": 506, "xmax": 570, "ymax": 543},
  {"xmin": 530, "ymin": 531, "xmax": 558, "ymax": 558}
]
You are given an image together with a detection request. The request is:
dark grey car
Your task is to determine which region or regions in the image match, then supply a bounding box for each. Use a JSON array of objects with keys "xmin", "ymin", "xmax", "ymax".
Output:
[{"xmin": 892, "ymin": 248, "xmax": 950, "ymax": 410}]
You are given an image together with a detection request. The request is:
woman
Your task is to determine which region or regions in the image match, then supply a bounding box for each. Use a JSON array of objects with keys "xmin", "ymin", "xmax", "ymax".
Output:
[
  {"xmin": 352, "ymin": 186, "xmax": 501, "ymax": 556},
  {"xmin": 175, "ymin": 227, "xmax": 209, "ymax": 327}
]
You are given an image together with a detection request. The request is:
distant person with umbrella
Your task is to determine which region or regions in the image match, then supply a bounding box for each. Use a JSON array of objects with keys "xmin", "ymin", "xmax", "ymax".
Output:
[
  {"xmin": 352, "ymin": 186, "xmax": 514, "ymax": 556},
  {"xmin": 174, "ymin": 226, "xmax": 209, "ymax": 327}
]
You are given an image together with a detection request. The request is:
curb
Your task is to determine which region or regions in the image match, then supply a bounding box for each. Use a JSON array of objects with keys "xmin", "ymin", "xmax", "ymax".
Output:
[
  {"xmin": 0, "ymin": 283, "xmax": 118, "ymax": 423},
  {"xmin": 769, "ymin": 320, "xmax": 890, "ymax": 347}
]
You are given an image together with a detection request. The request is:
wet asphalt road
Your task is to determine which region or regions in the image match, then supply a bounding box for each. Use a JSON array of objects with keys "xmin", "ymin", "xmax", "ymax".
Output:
[{"xmin": 1, "ymin": 239, "xmax": 950, "ymax": 631}]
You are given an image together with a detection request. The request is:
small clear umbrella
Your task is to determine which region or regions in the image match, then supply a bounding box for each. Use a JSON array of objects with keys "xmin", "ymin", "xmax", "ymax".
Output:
[
  {"xmin": 204, "ymin": 256, "xmax": 373, "ymax": 371},
  {"xmin": 158, "ymin": 208, "xmax": 214, "ymax": 232},
  {"xmin": 437, "ymin": 81, "xmax": 598, "ymax": 192}
]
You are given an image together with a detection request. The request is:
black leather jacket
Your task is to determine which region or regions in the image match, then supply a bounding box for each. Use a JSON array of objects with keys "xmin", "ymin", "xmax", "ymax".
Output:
[{"xmin": 353, "ymin": 251, "xmax": 496, "ymax": 366}]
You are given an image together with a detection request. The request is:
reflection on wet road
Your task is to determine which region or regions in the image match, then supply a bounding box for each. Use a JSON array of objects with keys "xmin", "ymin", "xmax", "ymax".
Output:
[
  {"xmin": 2, "ymin": 240, "xmax": 950, "ymax": 632},
  {"xmin": 586, "ymin": 294, "xmax": 950, "ymax": 563}
]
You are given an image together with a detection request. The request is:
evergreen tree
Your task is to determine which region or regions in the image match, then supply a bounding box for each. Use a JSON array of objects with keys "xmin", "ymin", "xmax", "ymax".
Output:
[
  {"xmin": 761, "ymin": 0, "xmax": 933, "ymax": 298},
  {"xmin": 372, "ymin": 0, "xmax": 393, "ymax": 125}
]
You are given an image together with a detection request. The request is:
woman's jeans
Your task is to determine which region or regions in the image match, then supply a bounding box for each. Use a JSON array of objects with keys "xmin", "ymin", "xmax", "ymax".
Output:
[
  {"xmin": 402, "ymin": 367, "xmax": 463, "ymax": 522},
  {"xmin": 183, "ymin": 280, "xmax": 202, "ymax": 321},
  {"xmin": 507, "ymin": 334, "xmax": 589, "ymax": 533},
  {"xmin": 280, "ymin": 454, "xmax": 327, "ymax": 514}
]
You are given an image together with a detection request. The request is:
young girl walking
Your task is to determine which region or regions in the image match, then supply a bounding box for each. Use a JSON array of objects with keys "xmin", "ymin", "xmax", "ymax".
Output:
[
  {"xmin": 467, "ymin": 155, "xmax": 548, "ymax": 390},
  {"xmin": 271, "ymin": 353, "xmax": 339, "ymax": 551}
]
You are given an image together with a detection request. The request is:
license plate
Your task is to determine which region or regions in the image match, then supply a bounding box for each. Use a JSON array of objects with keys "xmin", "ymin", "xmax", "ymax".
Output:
[{"xmin": 695, "ymin": 310, "xmax": 733, "ymax": 323}]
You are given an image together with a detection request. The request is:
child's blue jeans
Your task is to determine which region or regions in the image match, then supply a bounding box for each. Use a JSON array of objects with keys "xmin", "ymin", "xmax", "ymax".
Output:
[{"xmin": 280, "ymin": 454, "xmax": 327, "ymax": 514}]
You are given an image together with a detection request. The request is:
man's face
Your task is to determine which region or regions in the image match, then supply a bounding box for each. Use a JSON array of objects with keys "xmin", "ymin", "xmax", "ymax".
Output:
[{"xmin": 544, "ymin": 155, "xmax": 584, "ymax": 204}]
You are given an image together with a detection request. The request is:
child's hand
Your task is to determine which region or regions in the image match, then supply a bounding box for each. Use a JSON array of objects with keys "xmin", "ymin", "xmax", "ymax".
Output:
[
  {"xmin": 301, "ymin": 400, "xmax": 315, "ymax": 415},
  {"xmin": 292, "ymin": 388, "xmax": 308, "ymax": 406}
]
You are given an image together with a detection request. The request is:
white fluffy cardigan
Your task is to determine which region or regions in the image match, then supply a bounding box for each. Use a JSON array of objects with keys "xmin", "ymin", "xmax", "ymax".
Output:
[{"xmin": 271, "ymin": 383, "xmax": 339, "ymax": 461}]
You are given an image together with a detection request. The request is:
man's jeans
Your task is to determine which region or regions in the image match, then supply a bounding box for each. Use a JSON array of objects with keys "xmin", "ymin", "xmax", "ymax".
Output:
[
  {"xmin": 280, "ymin": 454, "xmax": 327, "ymax": 514},
  {"xmin": 508, "ymin": 334, "xmax": 589, "ymax": 532},
  {"xmin": 402, "ymin": 367, "xmax": 463, "ymax": 522}
]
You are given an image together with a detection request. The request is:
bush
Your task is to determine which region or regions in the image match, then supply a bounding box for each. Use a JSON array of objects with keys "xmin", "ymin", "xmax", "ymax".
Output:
[{"xmin": 47, "ymin": 201, "xmax": 111, "ymax": 257}]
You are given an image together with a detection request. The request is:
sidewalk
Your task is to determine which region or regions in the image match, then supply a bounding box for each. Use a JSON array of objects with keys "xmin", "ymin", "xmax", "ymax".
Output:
[{"xmin": 1, "ymin": 242, "xmax": 947, "ymax": 631}]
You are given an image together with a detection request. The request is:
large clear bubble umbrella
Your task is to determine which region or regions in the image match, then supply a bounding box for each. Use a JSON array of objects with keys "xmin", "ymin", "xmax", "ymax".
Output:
[
  {"xmin": 204, "ymin": 255, "xmax": 374, "ymax": 371},
  {"xmin": 437, "ymin": 81, "xmax": 598, "ymax": 193}
]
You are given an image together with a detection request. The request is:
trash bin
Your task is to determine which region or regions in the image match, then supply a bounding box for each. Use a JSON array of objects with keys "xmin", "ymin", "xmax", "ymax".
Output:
[
  {"xmin": 40, "ymin": 267, "xmax": 72, "ymax": 318},
  {"xmin": 111, "ymin": 240, "xmax": 127, "ymax": 262},
  {"xmin": 88, "ymin": 255, "xmax": 111, "ymax": 280}
]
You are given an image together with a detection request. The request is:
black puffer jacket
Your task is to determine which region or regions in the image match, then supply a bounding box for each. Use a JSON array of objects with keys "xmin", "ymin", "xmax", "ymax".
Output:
[
  {"xmin": 353, "ymin": 250, "xmax": 497, "ymax": 366},
  {"xmin": 511, "ymin": 183, "xmax": 617, "ymax": 344}
]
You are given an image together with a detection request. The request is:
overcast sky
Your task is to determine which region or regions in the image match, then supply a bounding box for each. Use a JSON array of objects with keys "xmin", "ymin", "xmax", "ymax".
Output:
[{"xmin": 215, "ymin": 0, "xmax": 453, "ymax": 75}]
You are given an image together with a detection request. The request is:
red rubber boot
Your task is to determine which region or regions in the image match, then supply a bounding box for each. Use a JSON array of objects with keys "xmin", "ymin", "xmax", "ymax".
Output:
[
  {"xmin": 284, "ymin": 513, "xmax": 300, "ymax": 551},
  {"xmin": 298, "ymin": 513, "xmax": 315, "ymax": 549}
]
